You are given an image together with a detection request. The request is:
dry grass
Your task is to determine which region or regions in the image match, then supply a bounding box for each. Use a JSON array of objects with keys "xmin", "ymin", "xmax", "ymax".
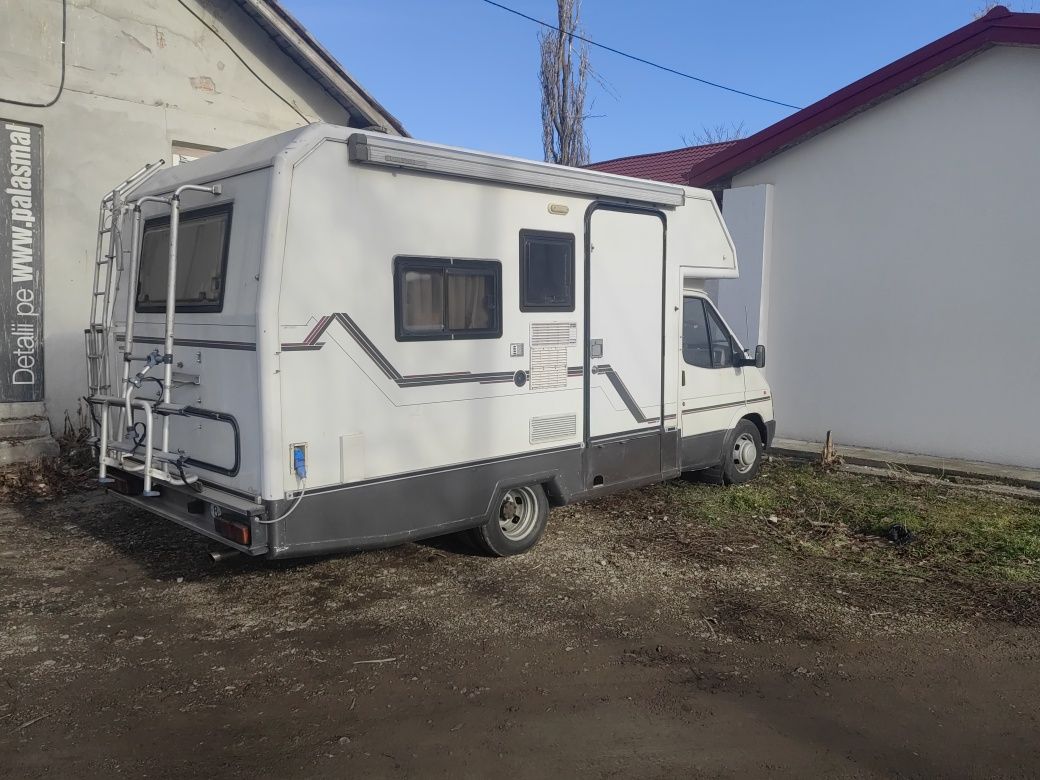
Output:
[{"xmin": 0, "ymin": 415, "xmax": 95, "ymax": 503}]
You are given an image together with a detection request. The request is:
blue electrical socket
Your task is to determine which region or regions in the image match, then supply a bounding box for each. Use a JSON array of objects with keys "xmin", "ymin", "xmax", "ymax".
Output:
[{"xmin": 292, "ymin": 444, "xmax": 307, "ymax": 480}]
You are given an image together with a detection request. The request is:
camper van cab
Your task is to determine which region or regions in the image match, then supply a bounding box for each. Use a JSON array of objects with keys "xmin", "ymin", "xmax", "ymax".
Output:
[{"xmin": 85, "ymin": 125, "xmax": 774, "ymax": 559}]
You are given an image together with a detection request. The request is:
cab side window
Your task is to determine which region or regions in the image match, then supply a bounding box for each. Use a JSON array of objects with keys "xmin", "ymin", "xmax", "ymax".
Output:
[
  {"xmin": 683, "ymin": 297, "xmax": 736, "ymax": 369},
  {"xmin": 682, "ymin": 297, "xmax": 712, "ymax": 368},
  {"xmin": 705, "ymin": 306, "xmax": 734, "ymax": 368}
]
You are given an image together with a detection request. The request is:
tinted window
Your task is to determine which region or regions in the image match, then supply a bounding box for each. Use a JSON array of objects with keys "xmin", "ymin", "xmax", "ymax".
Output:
[
  {"xmin": 682, "ymin": 297, "xmax": 712, "ymax": 368},
  {"xmin": 520, "ymin": 230, "xmax": 575, "ymax": 311},
  {"xmin": 395, "ymin": 257, "xmax": 501, "ymax": 340},
  {"xmin": 137, "ymin": 205, "xmax": 231, "ymax": 313}
]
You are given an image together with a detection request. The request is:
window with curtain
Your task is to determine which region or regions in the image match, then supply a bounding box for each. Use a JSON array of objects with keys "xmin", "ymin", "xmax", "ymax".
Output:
[
  {"xmin": 394, "ymin": 257, "xmax": 501, "ymax": 340},
  {"xmin": 136, "ymin": 204, "xmax": 232, "ymax": 313}
]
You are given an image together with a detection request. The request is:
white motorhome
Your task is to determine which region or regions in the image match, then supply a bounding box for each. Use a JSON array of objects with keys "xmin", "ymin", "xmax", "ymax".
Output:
[{"xmin": 85, "ymin": 125, "xmax": 774, "ymax": 559}]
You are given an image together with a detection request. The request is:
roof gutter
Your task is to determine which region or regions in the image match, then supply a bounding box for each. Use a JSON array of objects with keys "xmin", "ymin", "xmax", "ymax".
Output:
[{"xmin": 236, "ymin": 0, "xmax": 408, "ymax": 136}]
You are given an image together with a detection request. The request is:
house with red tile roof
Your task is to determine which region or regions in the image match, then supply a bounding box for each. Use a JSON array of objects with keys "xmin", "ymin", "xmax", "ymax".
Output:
[{"xmin": 588, "ymin": 6, "xmax": 1040, "ymax": 470}]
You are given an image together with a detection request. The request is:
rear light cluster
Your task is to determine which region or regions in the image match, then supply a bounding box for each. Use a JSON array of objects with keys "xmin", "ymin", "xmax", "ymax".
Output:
[
  {"xmin": 191, "ymin": 500, "xmax": 251, "ymax": 546},
  {"xmin": 214, "ymin": 511, "xmax": 251, "ymax": 546}
]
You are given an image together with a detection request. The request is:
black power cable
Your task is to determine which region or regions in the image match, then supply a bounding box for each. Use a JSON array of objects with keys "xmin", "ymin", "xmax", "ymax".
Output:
[
  {"xmin": 481, "ymin": 0, "xmax": 804, "ymax": 111},
  {"xmin": 1, "ymin": 0, "xmax": 67, "ymax": 108}
]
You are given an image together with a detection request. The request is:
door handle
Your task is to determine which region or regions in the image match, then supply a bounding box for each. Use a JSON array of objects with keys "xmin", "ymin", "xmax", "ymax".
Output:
[{"xmin": 681, "ymin": 370, "xmax": 685, "ymax": 386}]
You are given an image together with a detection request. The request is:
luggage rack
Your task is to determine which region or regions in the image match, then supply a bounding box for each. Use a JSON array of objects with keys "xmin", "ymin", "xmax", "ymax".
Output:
[{"xmin": 85, "ymin": 164, "xmax": 221, "ymax": 496}]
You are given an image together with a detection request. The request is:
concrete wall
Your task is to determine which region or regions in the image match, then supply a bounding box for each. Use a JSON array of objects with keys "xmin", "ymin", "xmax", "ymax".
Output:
[
  {"xmin": 0, "ymin": 0, "xmax": 376, "ymax": 427},
  {"xmin": 728, "ymin": 45, "xmax": 1040, "ymax": 468},
  {"xmin": 719, "ymin": 184, "xmax": 772, "ymax": 349}
]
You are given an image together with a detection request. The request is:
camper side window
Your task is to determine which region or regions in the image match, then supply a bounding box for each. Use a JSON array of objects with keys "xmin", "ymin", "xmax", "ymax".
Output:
[
  {"xmin": 394, "ymin": 257, "xmax": 502, "ymax": 341},
  {"xmin": 136, "ymin": 204, "xmax": 232, "ymax": 313},
  {"xmin": 519, "ymin": 230, "xmax": 575, "ymax": 312}
]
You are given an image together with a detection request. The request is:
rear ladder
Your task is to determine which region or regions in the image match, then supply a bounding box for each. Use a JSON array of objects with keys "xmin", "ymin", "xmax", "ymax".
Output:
[
  {"xmin": 84, "ymin": 161, "xmax": 165, "ymax": 404},
  {"xmin": 87, "ymin": 171, "xmax": 222, "ymax": 496}
]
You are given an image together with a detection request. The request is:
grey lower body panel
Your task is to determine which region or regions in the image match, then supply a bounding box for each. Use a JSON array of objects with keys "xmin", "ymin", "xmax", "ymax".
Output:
[
  {"xmin": 106, "ymin": 429, "xmax": 715, "ymax": 560},
  {"xmin": 266, "ymin": 431, "xmax": 683, "ymax": 559},
  {"xmin": 680, "ymin": 429, "xmax": 728, "ymax": 471},
  {"xmin": 265, "ymin": 445, "xmax": 585, "ymax": 558}
]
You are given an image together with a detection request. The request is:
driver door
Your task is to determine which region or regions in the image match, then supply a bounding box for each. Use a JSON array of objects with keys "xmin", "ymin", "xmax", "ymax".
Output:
[{"xmin": 679, "ymin": 295, "xmax": 746, "ymax": 469}]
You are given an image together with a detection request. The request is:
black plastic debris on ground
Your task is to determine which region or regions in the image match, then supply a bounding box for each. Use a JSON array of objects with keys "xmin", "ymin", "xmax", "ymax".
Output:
[{"xmin": 885, "ymin": 523, "xmax": 915, "ymax": 545}]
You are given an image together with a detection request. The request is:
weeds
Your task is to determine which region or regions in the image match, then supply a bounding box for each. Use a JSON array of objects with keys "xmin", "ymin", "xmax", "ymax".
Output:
[{"xmin": 653, "ymin": 459, "xmax": 1040, "ymax": 585}]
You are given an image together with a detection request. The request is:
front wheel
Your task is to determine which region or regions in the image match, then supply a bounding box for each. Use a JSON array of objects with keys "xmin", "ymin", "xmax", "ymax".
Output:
[
  {"xmin": 720, "ymin": 419, "xmax": 764, "ymax": 485},
  {"xmin": 469, "ymin": 484, "xmax": 549, "ymax": 557}
]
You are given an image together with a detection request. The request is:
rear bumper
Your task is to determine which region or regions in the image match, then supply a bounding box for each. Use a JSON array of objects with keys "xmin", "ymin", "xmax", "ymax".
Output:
[{"xmin": 105, "ymin": 467, "xmax": 270, "ymax": 556}]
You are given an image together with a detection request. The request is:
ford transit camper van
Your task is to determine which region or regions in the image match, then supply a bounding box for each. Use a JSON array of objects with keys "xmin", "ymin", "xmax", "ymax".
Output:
[{"xmin": 85, "ymin": 125, "xmax": 773, "ymax": 559}]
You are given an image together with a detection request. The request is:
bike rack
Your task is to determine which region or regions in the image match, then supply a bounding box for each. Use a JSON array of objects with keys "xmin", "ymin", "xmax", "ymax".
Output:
[{"xmin": 88, "ymin": 167, "xmax": 221, "ymax": 496}]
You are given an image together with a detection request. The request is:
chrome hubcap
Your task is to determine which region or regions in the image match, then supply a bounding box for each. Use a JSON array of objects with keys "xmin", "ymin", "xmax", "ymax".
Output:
[
  {"xmin": 499, "ymin": 486, "xmax": 538, "ymax": 541},
  {"xmin": 732, "ymin": 433, "xmax": 758, "ymax": 474}
]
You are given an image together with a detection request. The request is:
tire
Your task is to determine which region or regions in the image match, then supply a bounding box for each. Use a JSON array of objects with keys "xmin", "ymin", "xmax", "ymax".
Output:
[
  {"xmin": 719, "ymin": 419, "xmax": 764, "ymax": 485},
  {"xmin": 469, "ymin": 484, "xmax": 549, "ymax": 557}
]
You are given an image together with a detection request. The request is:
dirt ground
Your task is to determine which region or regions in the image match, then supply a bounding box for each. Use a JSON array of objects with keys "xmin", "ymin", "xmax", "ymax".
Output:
[{"xmin": 2, "ymin": 461, "xmax": 1039, "ymax": 778}]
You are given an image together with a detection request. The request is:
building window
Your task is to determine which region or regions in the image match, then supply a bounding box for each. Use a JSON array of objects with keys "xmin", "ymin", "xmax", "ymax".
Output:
[
  {"xmin": 683, "ymin": 296, "xmax": 738, "ymax": 369},
  {"xmin": 136, "ymin": 204, "xmax": 232, "ymax": 313},
  {"xmin": 394, "ymin": 257, "xmax": 502, "ymax": 340},
  {"xmin": 171, "ymin": 142, "xmax": 223, "ymax": 166},
  {"xmin": 520, "ymin": 230, "xmax": 575, "ymax": 312}
]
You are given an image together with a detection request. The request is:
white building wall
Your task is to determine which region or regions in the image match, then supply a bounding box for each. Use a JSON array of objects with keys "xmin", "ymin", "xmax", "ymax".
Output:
[
  {"xmin": 0, "ymin": 0, "xmax": 388, "ymax": 427},
  {"xmin": 729, "ymin": 45, "xmax": 1040, "ymax": 468},
  {"xmin": 718, "ymin": 184, "xmax": 772, "ymax": 349}
]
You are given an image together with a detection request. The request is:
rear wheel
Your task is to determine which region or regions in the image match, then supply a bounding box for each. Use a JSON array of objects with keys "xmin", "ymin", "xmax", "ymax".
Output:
[{"xmin": 469, "ymin": 484, "xmax": 548, "ymax": 557}]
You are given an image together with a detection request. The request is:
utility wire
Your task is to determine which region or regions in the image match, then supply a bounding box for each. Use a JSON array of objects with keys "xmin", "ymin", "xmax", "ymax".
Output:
[
  {"xmin": 481, "ymin": 0, "xmax": 804, "ymax": 111},
  {"xmin": 0, "ymin": 0, "xmax": 66, "ymax": 108}
]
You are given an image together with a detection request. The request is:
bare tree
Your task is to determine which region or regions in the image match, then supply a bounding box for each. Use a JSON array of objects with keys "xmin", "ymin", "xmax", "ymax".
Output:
[
  {"xmin": 973, "ymin": 2, "xmax": 1037, "ymax": 17},
  {"xmin": 681, "ymin": 122, "xmax": 748, "ymax": 147},
  {"xmin": 539, "ymin": 0, "xmax": 591, "ymax": 166}
]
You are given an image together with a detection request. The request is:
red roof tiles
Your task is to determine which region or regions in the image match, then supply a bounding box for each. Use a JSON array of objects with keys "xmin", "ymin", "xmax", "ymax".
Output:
[{"xmin": 584, "ymin": 141, "xmax": 737, "ymax": 184}]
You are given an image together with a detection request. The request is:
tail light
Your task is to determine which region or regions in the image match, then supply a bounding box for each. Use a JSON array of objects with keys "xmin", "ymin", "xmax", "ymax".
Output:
[{"xmin": 214, "ymin": 512, "xmax": 251, "ymax": 546}]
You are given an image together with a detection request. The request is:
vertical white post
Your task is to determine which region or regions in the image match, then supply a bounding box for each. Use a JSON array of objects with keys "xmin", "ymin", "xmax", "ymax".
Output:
[
  {"xmin": 119, "ymin": 206, "xmax": 143, "ymax": 433},
  {"xmin": 140, "ymin": 401, "xmax": 156, "ymax": 496},
  {"xmin": 161, "ymin": 195, "xmax": 180, "ymax": 462},
  {"xmin": 98, "ymin": 404, "xmax": 111, "ymax": 483}
]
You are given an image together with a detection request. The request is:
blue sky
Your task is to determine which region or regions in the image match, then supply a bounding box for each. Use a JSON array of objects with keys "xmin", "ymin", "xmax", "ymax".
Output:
[{"xmin": 282, "ymin": 1, "xmax": 1027, "ymax": 162}]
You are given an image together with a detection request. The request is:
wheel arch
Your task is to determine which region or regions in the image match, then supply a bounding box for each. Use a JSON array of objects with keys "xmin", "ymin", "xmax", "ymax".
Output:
[{"xmin": 739, "ymin": 412, "xmax": 770, "ymax": 447}]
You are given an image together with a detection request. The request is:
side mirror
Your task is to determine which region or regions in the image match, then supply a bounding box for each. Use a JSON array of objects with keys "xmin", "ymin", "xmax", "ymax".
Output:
[{"xmin": 735, "ymin": 345, "xmax": 766, "ymax": 368}]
